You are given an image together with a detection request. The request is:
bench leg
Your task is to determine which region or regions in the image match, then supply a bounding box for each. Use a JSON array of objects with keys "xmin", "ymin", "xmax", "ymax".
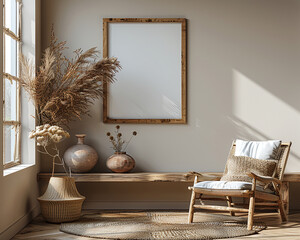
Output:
[
  {"xmin": 281, "ymin": 181, "xmax": 289, "ymax": 215},
  {"xmin": 278, "ymin": 199, "xmax": 287, "ymax": 222}
]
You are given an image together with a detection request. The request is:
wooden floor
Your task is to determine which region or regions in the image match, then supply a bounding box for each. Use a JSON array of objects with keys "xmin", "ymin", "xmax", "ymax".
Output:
[{"xmin": 12, "ymin": 210, "xmax": 300, "ymax": 240}]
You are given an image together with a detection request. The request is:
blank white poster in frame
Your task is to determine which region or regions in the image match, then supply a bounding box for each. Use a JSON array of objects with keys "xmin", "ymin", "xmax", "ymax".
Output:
[{"xmin": 103, "ymin": 18, "xmax": 187, "ymax": 124}]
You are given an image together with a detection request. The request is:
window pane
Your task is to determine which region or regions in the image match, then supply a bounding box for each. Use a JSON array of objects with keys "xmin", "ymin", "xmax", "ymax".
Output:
[
  {"xmin": 4, "ymin": 125, "xmax": 17, "ymax": 164},
  {"xmin": 4, "ymin": 0, "xmax": 17, "ymax": 35},
  {"xmin": 3, "ymin": 0, "xmax": 21, "ymax": 167},
  {"xmin": 4, "ymin": 35, "xmax": 17, "ymax": 77},
  {"xmin": 4, "ymin": 78, "xmax": 17, "ymax": 121}
]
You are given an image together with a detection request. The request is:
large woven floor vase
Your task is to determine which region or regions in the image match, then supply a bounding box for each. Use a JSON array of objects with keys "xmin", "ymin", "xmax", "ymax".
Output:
[{"xmin": 38, "ymin": 176, "xmax": 85, "ymax": 223}]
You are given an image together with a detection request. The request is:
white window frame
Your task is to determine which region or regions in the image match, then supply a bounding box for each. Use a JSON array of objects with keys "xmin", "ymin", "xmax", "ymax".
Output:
[{"xmin": 3, "ymin": 0, "xmax": 22, "ymax": 169}]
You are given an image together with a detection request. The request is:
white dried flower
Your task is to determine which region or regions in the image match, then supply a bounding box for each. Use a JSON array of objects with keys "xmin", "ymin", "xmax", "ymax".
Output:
[
  {"xmin": 51, "ymin": 134, "xmax": 63, "ymax": 143},
  {"xmin": 29, "ymin": 124, "xmax": 70, "ymax": 146},
  {"xmin": 36, "ymin": 136, "xmax": 49, "ymax": 146},
  {"xmin": 29, "ymin": 131, "xmax": 35, "ymax": 139}
]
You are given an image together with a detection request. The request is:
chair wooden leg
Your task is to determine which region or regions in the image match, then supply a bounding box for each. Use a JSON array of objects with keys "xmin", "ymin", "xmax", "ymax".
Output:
[
  {"xmin": 188, "ymin": 189, "xmax": 196, "ymax": 223},
  {"xmin": 278, "ymin": 200, "xmax": 287, "ymax": 222},
  {"xmin": 226, "ymin": 196, "xmax": 235, "ymax": 216},
  {"xmin": 247, "ymin": 195, "xmax": 255, "ymax": 230}
]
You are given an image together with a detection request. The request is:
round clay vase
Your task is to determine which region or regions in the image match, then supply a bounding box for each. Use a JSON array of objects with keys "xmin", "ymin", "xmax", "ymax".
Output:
[
  {"xmin": 106, "ymin": 152, "xmax": 135, "ymax": 173},
  {"xmin": 64, "ymin": 134, "xmax": 98, "ymax": 173}
]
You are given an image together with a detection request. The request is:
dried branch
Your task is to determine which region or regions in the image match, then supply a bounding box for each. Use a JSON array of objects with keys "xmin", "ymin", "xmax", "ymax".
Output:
[{"xmin": 106, "ymin": 126, "xmax": 137, "ymax": 152}]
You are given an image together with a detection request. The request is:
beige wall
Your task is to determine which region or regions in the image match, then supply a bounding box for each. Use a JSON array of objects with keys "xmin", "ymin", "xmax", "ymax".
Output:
[
  {"xmin": 40, "ymin": 0, "xmax": 300, "ymax": 209},
  {"xmin": 0, "ymin": 1, "xmax": 41, "ymax": 239}
]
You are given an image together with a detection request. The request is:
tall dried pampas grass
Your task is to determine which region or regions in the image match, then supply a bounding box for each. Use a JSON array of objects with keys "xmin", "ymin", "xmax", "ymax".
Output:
[{"xmin": 20, "ymin": 28, "xmax": 121, "ymax": 127}]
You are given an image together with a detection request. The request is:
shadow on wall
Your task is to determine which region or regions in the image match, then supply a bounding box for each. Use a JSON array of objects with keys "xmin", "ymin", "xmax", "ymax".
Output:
[
  {"xmin": 229, "ymin": 70, "xmax": 300, "ymax": 172},
  {"xmin": 228, "ymin": 115, "xmax": 300, "ymax": 161},
  {"xmin": 198, "ymin": 0, "xmax": 300, "ymax": 171},
  {"xmin": 26, "ymin": 197, "xmax": 35, "ymax": 221}
]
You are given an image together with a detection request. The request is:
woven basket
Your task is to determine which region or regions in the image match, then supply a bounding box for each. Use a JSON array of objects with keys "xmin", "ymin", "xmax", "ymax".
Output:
[{"xmin": 38, "ymin": 176, "xmax": 85, "ymax": 223}]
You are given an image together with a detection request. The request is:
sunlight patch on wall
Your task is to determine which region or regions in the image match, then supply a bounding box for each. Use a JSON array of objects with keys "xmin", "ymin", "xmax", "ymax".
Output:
[{"xmin": 232, "ymin": 70, "xmax": 300, "ymax": 172}]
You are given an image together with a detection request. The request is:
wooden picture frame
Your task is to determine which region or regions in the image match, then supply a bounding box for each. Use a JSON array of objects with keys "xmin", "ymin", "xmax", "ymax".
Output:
[{"xmin": 103, "ymin": 18, "xmax": 187, "ymax": 124}]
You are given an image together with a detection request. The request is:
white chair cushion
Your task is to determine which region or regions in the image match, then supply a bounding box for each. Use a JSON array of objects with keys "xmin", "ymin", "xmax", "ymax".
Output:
[
  {"xmin": 235, "ymin": 139, "xmax": 281, "ymax": 160},
  {"xmin": 194, "ymin": 181, "xmax": 273, "ymax": 193}
]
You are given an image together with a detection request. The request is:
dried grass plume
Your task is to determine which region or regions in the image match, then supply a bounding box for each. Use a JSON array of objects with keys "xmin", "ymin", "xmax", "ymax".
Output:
[{"xmin": 20, "ymin": 27, "xmax": 121, "ymax": 127}]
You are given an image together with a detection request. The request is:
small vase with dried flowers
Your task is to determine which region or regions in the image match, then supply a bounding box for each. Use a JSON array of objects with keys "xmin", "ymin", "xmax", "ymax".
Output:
[{"xmin": 106, "ymin": 125, "xmax": 137, "ymax": 173}]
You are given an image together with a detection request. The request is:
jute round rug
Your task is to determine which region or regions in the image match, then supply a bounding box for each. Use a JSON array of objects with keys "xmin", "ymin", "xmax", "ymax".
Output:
[{"xmin": 60, "ymin": 212, "xmax": 266, "ymax": 239}]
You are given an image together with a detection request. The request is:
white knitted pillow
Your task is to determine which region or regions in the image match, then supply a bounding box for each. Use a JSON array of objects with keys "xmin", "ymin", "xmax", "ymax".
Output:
[{"xmin": 235, "ymin": 139, "xmax": 281, "ymax": 160}]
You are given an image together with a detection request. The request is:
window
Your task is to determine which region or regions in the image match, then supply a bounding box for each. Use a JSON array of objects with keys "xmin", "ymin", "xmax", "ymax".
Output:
[{"xmin": 3, "ymin": 0, "xmax": 22, "ymax": 169}]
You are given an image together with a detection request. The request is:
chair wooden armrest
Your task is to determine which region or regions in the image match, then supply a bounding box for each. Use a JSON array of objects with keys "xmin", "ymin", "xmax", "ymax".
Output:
[
  {"xmin": 184, "ymin": 171, "xmax": 203, "ymax": 178},
  {"xmin": 184, "ymin": 172, "xmax": 221, "ymax": 181},
  {"xmin": 247, "ymin": 172, "xmax": 282, "ymax": 186}
]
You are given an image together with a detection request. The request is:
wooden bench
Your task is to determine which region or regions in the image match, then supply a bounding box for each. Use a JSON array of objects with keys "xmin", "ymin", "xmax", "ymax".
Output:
[
  {"xmin": 38, "ymin": 172, "xmax": 300, "ymax": 213},
  {"xmin": 37, "ymin": 172, "xmax": 222, "ymax": 182}
]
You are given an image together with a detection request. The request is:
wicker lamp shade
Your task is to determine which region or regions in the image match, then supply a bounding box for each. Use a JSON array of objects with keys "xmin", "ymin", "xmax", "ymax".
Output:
[{"xmin": 38, "ymin": 176, "xmax": 85, "ymax": 223}]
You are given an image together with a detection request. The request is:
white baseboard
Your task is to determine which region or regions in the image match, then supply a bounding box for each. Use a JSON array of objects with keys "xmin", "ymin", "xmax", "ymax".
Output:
[
  {"xmin": 83, "ymin": 201, "xmax": 190, "ymax": 210},
  {"xmin": 0, "ymin": 206, "xmax": 40, "ymax": 240}
]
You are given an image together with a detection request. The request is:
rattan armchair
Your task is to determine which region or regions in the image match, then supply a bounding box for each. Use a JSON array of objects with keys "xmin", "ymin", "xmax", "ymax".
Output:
[{"xmin": 188, "ymin": 141, "xmax": 292, "ymax": 230}]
